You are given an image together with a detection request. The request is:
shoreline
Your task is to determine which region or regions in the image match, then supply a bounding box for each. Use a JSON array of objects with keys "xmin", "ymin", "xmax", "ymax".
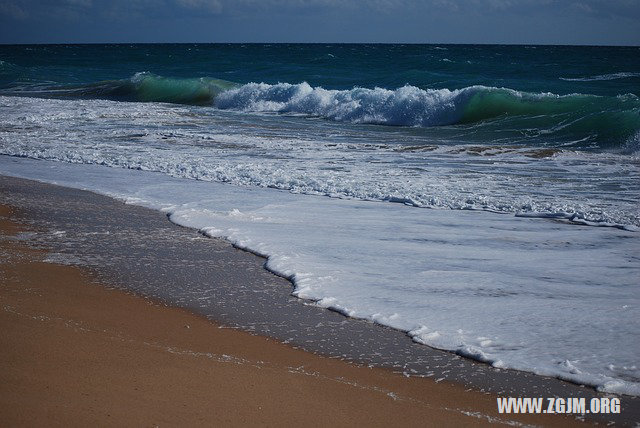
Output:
[
  {"xmin": 0, "ymin": 174, "xmax": 636, "ymax": 425},
  {"xmin": 0, "ymin": 180, "xmax": 574, "ymax": 427},
  {"xmin": 1, "ymin": 206, "xmax": 515, "ymax": 426}
]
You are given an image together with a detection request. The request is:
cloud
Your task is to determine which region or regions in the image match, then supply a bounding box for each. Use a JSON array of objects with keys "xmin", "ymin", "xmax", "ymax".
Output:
[
  {"xmin": 4, "ymin": 0, "xmax": 638, "ymax": 22},
  {"xmin": 1, "ymin": 0, "xmax": 637, "ymax": 44},
  {"xmin": 176, "ymin": 0, "xmax": 223, "ymax": 14},
  {"xmin": 0, "ymin": 2, "xmax": 28, "ymax": 20},
  {"xmin": 568, "ymin": 0, "xmax": 640, "ymax": 20},
  {"xmin": 65, "ymin": 0, "xmax": 92, "ymax": 6},
  {"xmin": 202, "ymin": 0, "xmax": 639, "ymax": 22}
]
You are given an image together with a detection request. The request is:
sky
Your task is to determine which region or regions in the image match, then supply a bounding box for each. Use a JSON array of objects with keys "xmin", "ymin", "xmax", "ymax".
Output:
[{"xmin": 0, "ymin": 0, "xmax": 639, "ymax": 45}]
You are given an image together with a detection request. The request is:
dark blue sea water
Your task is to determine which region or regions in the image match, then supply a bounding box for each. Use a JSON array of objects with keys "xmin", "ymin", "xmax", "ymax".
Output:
[{"xmin": 2, "ymin": 44, "xmax": 639, "ymax": 94}]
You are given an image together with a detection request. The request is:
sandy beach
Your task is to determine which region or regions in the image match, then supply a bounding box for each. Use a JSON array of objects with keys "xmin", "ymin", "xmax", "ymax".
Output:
[{"xmin": 0, "ymin": 177, "xmax": 596, "ymax": 427}]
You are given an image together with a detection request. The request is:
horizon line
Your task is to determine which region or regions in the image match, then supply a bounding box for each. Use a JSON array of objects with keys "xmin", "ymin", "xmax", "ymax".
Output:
[{"xmin": 1, "ymin": 41, "xmax": 639, "ymax": 48}]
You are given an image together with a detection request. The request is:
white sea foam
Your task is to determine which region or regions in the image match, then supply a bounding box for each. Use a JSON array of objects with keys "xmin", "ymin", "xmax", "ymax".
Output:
[
  {"xmin": 1, "ymin": 96, "xmax": 637, "ymax": 227},
  {"xmin": 1, "ymin": 156, "xmax": 638, "ymax": 396},
  {"xmin": 624, "ymin": 130, "xmax": 640, "ymax": 155},
  {"xmin": 215, "ymin": 82, "xmax": 474, "ymax": 126}
]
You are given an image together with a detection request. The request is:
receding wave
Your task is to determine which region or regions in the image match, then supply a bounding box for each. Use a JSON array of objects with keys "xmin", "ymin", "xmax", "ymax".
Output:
[{"xmin": 559, "ymin": 72, "xmax": 640, "ymax": 82}]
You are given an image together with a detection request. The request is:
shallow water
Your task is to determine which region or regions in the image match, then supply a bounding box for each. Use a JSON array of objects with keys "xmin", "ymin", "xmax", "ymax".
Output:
[{"xmin": 1, "ymin": 156, "xmax": 638, "ymax": 396}]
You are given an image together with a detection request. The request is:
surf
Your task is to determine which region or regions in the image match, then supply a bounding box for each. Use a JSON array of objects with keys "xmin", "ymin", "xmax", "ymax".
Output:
[
  {"xmin": 215, "ymin": 81, "xmax": 640, "ymax": 149},
  {"xmin": 2, "ymin": 70, "xmax": 640, "ymax": 150}
]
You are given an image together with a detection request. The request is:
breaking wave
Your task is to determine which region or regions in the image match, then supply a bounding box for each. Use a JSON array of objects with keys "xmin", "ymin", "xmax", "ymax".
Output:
[
  {"xmin": 215, "ymin": 81, "xmax": 640, "ymax": 147},
  {"xmin": 3, "ymin": 72, "xmax": 640, "ymax": 147}
]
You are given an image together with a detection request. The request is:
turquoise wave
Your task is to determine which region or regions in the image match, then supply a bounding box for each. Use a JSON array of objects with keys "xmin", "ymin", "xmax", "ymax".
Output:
[
  {"xmin": 2, "ymin": 71, "xmax": 639, "ymax": 150},
  {"xmin": 214, "ymin": 81, "xmax": 640, "ymax": 149},
  {"xmin": 460, "ymin": 89, "xmax": 640, "ymax": 147},
  {"xmin": 1, "ymin": 72, "xmax": 238, "ymax": 105},
  {"xmin": 129, "ymin": 72, "xmax": 238, "ymax": 104}
]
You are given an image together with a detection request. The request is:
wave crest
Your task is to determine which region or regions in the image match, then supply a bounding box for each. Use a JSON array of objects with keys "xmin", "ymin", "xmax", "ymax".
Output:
[
  {"xmin": 3, "ymin": 72, "xmax": 640, "ymax": 147},
  {"xmin": 215, "ymin": 82, "xmax": 473, "ymax": 126},
  {"xmin": 215, "ymin": 81, "xmax": 640, "ymax": 146}
]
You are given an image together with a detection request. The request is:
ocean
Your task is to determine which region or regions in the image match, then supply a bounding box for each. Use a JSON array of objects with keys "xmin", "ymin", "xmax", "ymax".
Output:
[{"xmin": 0, "ymin": 43, "xmax": 639, "ymax": 395}]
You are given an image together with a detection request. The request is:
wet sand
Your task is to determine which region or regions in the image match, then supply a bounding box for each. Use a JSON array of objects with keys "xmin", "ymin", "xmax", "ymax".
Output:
[{"xmin": 0, "ymin": 175, "xmax": 628, "ymax": 426}]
